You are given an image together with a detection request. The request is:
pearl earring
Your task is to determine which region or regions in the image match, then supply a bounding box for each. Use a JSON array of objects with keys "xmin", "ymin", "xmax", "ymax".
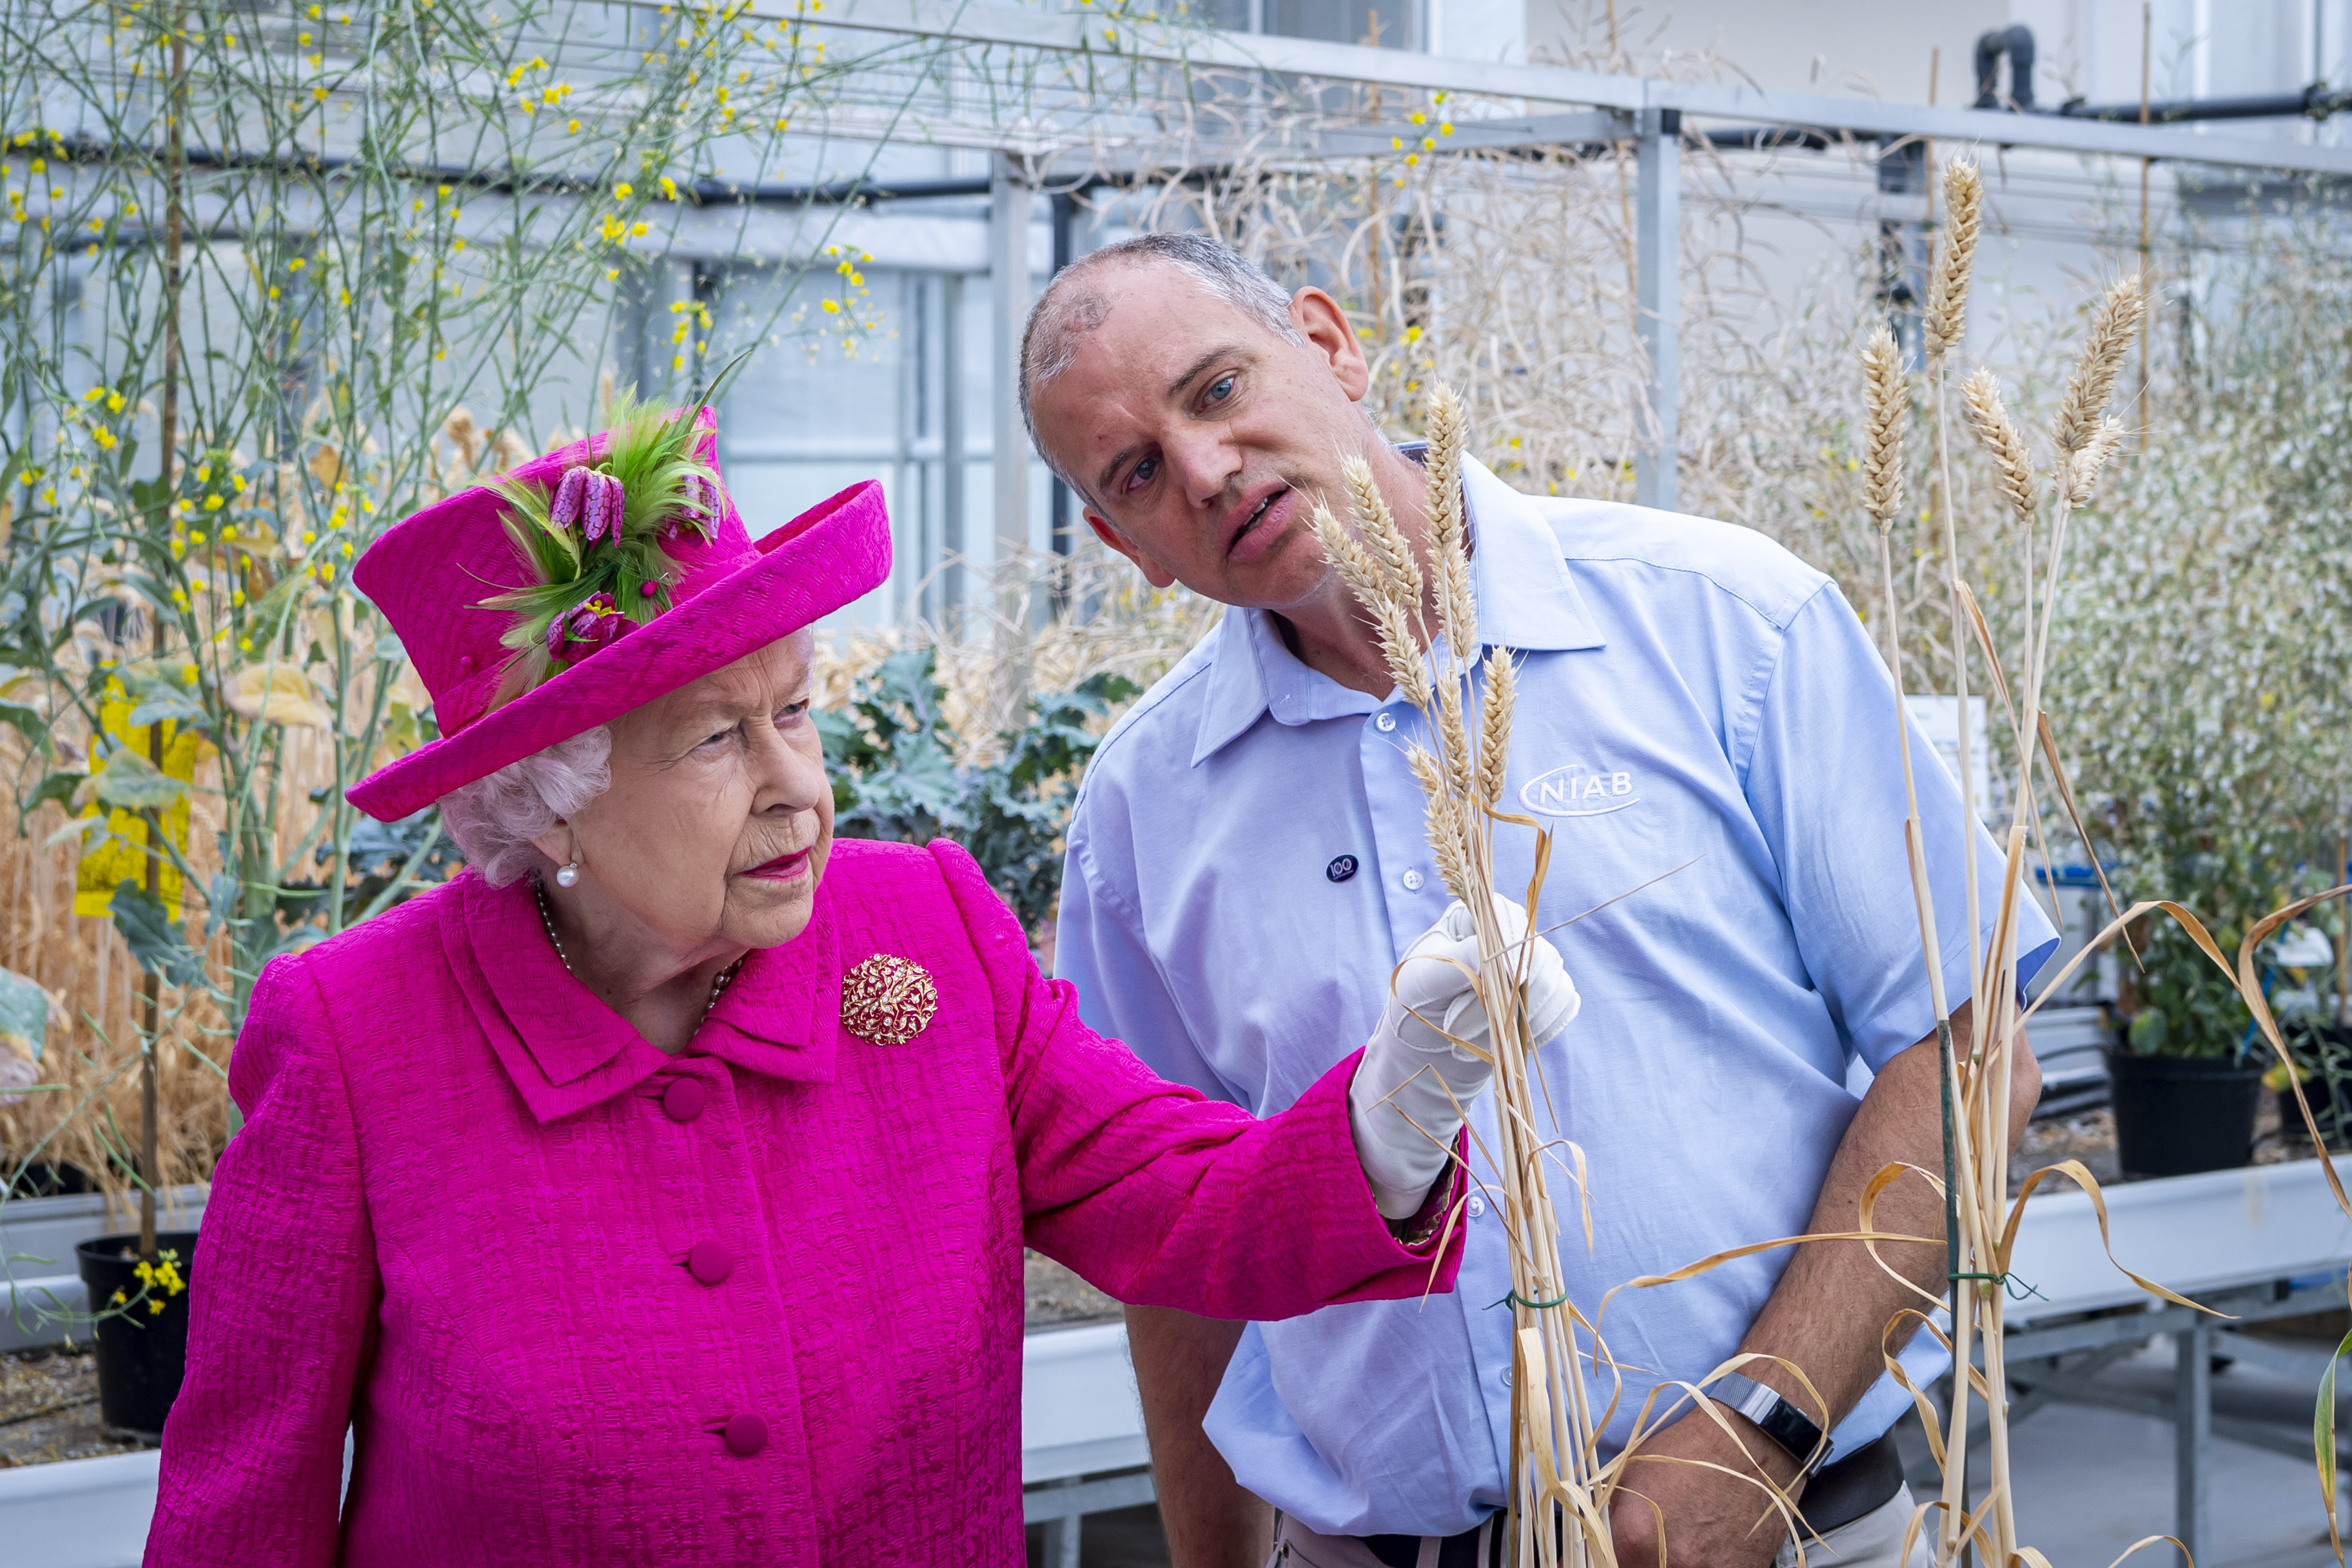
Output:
[{"xmin": 555, "ymin": 861, "xmax": 580, "ymax": 888}]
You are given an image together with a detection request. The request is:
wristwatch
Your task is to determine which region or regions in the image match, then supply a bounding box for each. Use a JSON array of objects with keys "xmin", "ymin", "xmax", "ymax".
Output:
[{"xmin": 1707, "ymin": 1371, "xmax": 1828, "ymax": 1475}]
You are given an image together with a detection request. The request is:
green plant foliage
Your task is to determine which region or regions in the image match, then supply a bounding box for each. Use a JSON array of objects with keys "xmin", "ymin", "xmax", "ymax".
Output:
[
  {"xmin": 819, "ymin": 649, "xmax": 1138, "ymax": 934},
  {"xmin": 108, "ymin": 879, "xmax": 208, "ymax": 990}
]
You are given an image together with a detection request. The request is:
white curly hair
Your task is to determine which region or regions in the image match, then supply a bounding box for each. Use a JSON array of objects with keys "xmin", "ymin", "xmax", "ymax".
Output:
[{"xmin": 437, "ymin": 726, "xmax": 614, "ymax": 888}]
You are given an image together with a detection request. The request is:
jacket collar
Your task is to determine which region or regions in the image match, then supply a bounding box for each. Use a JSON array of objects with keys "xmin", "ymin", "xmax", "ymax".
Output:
[
  {"xmin": 444, "ymin": 869, "xmax": 842, "ymax": 1124},
  {"xmin": 1191, "ymin": 456, "xmax": 1605, "ymax": 766}
]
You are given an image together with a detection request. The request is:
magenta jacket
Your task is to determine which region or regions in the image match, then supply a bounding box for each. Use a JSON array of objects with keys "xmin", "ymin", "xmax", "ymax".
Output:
[{"xmin": 147, "ymin": 838, "xmax": 1460, "ymax": 1565}]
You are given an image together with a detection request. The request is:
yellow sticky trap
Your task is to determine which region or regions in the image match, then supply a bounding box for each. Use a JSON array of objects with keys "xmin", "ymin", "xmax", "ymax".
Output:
[{"xmin": 74, "ymin": 701, "xmax": 201, "ymax": 919}]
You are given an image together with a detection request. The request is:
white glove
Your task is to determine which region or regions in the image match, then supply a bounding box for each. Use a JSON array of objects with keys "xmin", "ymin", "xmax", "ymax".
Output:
[{"xmin": 1349, "ymin": 897, "xmax": 1582, "ymax": 1219}]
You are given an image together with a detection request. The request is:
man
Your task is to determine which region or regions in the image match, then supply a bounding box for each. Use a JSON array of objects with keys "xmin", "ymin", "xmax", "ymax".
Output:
[{"xmin": 1024, "ymin": 232, "xmax": 2053, "ymax": 1568}]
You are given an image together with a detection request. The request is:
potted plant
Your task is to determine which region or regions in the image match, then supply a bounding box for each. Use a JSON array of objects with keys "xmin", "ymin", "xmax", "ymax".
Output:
[
  {"xmin": 2270, "ymin": 1016, "xmax": 2352, "ymax": 1152},
  {"xmin": 2101, "ymin": 850, "xmax": 2310, "ymax": 1179}
]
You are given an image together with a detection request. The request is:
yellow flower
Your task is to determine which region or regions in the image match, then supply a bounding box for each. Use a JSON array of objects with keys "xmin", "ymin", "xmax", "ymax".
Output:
[
  {"xmin": 613, "ymin": 182, "xmax": 634, "ymax": 200},
  {"xmin": 149, "ymin": 1298, "xmax": 165, "ymax": 1315},
  {"xmin": 203, "ymin": 495, "xmax": 222, "ymax": 511},
  {"xmin": 289, "ymin": 257, "xmax": 306, "ymax": 270},
  {"xmin": 106, "ymin": 390, "xmax": 124, "ymax": 413},
  {"xmin": 94, "ymin": 427, "xmax": 116, "ymax": 449},
  {"xmin": 181, "ymin": 663, "xmax": 198, "ymax": 683},
  {"xmin": 232, "ymin": 591, "xmax": 246, "ymax": 607}
]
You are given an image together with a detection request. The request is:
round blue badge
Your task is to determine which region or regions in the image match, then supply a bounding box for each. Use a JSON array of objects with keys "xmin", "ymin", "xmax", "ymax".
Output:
[{"xmin": 1326, "ymin": 854, "xmax": 1359, "ymax": 883}]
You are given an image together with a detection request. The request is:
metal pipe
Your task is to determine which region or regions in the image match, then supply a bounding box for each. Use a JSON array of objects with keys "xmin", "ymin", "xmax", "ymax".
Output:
[
  {"xmin": 2056, "ymin": 81, "xmax": 2352, "ymax": 122},
  {"xmin": 1634, "ymin": 108, "xmax": 1680, "ymax": 514}
]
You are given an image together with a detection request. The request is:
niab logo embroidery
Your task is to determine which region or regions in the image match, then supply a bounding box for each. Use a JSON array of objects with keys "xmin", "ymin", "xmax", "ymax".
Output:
[{"xmin": 1519, "ymin": 763, "xmax": 1640, "ymax": 818}]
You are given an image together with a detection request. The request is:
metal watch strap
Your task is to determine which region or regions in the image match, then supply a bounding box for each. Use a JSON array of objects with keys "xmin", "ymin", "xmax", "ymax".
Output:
[{"xmin": 1708, "ymin": 1371, "xmax": 1827, "ymax": 1474}]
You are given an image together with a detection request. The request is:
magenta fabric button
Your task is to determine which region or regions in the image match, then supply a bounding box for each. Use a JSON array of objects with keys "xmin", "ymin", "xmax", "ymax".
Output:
[
  {"xmin": 661, "ymin": 1078, "xmax": 707, "ymax": 1122},
  {"xmin": 687, "ymin": 1240, "xmax": 734, "ymax": 1285},
  {"xmin": 721, "ymin": 1412, "xmax": 767, "ymax": 1457}
]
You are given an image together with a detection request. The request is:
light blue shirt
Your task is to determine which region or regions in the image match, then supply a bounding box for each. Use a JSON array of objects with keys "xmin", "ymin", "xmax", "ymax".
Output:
[{"xmin": 1054, "ymin": 459, "xmax": 2057, "ymax": 1539}]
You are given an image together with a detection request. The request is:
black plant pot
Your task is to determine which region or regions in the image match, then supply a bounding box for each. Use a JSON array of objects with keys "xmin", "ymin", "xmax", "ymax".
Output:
[
  {"xmin": 2104, "ymin": 1050, "xmax": 2264, "ymax": 1178},
  {"xmin": 2278, "ymin": 1077, "xmax": 2352, "ymax": 1150},
  {"xmin": 75, "ymin": 1230, "xmax": 199, "ymax": 1438}
]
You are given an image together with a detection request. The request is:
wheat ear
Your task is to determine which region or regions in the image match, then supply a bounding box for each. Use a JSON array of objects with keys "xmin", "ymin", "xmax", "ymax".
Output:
[
  {"xmin": 1861, "ymin": 326, "xmax": 1907, "ymax": 532},
  {"xmin": 1312, "ymin": 501, "xmax": 1429, "ymax": 706},
  {"xmin": 1924, "ymin": 158, "xmax": 1982, "ymax": 360},
  {"xmin": 2050, "ymin": 273, "xmax": 2148, "ymax": 458},
  {"xmin": 1478, "ymin": 650, "xmax": 1516, "ymax": 810},
  {"xmin": 1411, "ymin": 746, "xmax": 1474, "ymax": 901},
  {"xmin": 1424, "ymin": 386, "xmax": 1476, "ymax": 658},
  {"xmin": 1343, "ymin": 456, "xmax": 1425, "ymax": 617},
  {"xmin": 2063, "ymin": 416, "xmax": 2128, "ymax": 506},
  {"xmin": 1962, "ymin": 368, "xmax": 2038, "ymax": 523}
]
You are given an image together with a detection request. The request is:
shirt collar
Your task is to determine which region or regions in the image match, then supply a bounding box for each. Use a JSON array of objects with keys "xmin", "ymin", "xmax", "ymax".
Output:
[
  {"xmin": 446, "ymin": 868, "xmax": 842, "ymax": 1124},
  {"xmin": 1191, "ymin": 456, "xmax": 1605, "ymax": 767}
]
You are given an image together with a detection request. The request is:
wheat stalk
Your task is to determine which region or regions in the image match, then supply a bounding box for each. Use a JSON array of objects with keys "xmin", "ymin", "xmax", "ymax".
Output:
[{"xmin": 1318, "ymin": 385, "xmax": 1612, "ymax": 1567}]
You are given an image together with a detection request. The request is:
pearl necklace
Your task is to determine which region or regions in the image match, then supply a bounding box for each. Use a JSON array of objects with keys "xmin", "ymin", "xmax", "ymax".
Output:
[{"xmin": 533, "ymin": 872, "xmax": 744, "ymax": 1019}]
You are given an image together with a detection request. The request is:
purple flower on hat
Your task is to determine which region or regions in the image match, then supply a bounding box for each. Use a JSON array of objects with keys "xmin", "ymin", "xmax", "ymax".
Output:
[
  {"xmin": 665, "ymin": 473, "xmax": 723, "ymax": 539},
  {"xmin": 548, "ymin": 466, "xmax": 627, "ymax": 545},
  {"xmin": 549, "ymin": 466, "xmax": 591, "ymax": 530},
  {"xmin": 545, "ymin": 591, "xmax": 636, "ymax": 665}
]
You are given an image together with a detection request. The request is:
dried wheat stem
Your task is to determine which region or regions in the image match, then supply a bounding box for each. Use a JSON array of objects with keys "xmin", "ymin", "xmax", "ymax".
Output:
[
  {"xmin": 1923, "ymin": 159, "xmax": 1982, "ymax": 360},
  {"xmin": 1861, "ymin": 326, "xmax": 1907, "ymax": 533}
]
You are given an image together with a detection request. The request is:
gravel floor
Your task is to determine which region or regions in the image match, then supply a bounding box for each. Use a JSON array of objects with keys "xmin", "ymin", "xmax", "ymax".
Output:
[
  {"xmin": 1025, "ymin": 1250, "xmax": 1123, "ymax": 1328},
  {"xmin": 0, "ymin": 1344, "xmax": 153, "ymax": 1468}
]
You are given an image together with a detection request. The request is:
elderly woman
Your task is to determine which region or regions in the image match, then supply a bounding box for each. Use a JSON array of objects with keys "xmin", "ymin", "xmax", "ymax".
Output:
[{"xmin": 146, "ymin": 402, "xmax": 1576, "ymax": 1567}]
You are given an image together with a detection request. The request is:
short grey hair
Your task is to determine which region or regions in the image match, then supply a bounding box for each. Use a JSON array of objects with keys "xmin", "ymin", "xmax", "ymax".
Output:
[
  {"xmin": 1019, "ymin": 233, "xmax": 1308, "ymax": 486},
  {"xmin": 438, "ymin": 726, "xmax": 614, "ymax": 888}
]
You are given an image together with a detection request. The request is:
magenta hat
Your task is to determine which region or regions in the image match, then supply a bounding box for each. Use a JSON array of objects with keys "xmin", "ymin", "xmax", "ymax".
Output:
[{"xmin": 347, "ymin": 410, "xmax": 890, "ymax": 823}]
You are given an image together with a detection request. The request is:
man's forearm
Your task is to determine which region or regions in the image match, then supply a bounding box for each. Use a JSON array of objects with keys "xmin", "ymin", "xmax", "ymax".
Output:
[
  {"xmin": 1124, "ymin": 1304, "xmax": 1273, "ymax": 1568},
  {"xmin": 1736, "ymin": 1004, "xmax": 2041, "ymax": 1440}
]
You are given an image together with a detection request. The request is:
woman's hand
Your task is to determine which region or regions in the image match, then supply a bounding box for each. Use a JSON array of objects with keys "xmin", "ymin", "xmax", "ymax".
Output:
[{"xmin": 1349, "ymin": 896, "xmax": 1580, "ymax": 1219}]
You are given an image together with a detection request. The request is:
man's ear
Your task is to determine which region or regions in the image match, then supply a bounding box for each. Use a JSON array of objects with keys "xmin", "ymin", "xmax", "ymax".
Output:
[
  {"xmin": 1290, "ymin": 286, "xmax": 1371, "ymax": 404},
  {"xmin": 1086, "ymin": 510, "xmax": 1179, "ymax": 590}
]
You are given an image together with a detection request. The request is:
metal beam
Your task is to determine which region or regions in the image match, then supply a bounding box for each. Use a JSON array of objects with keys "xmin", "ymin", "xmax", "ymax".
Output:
[
  {"xmin": 990, "ymin": 150, "xmax": 1035, "ymax": 626},
  {"xmin": 1634, "ymin": 108, "xmax": 1680, "ymax": 513},
  {"xmin": 940, "ymin": 270, "xmax": 967, "ymax": 620},
  {"xmin": 2175, "ymin": 1320, "xmax": 2211, "ymax": 1567},
  {"xmin": 800, "ymin": 0, "xmax": 2352, "ymax": 177}
]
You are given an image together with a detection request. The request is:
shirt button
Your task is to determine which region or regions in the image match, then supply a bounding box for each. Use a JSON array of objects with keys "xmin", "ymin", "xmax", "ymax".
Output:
[
  {"xmin": 1374, "ymin": 712, "xmax": 1398, "ymax": 732},
  {"xmin": 1402, "ymin": 869, "xmax": 1426, "ymax": 892},
  {"xmin": 1502, "ymin": 1367, "xmax": 1514, "ymax": 1387},
  {"xmin": 662, "ymin": 1079, "xmax": 708, "ymax": 1122},
  {"xmin": 687, "ymin": 1239, "xmax": 735, "ymax": 1285},
  {"xmin": 1467, "ymin": 1195, "xmax": 1486, "ymax": 1219},
  {"xmin": 721, "ymin": 1412, "xmax": 769, "ymax": 1456}
]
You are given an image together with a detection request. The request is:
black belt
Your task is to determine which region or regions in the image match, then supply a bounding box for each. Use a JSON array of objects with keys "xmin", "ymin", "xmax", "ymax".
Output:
[{"xmin": 1357, "ymin": 1432, "xmax": 1904, "ymax": 1568}]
